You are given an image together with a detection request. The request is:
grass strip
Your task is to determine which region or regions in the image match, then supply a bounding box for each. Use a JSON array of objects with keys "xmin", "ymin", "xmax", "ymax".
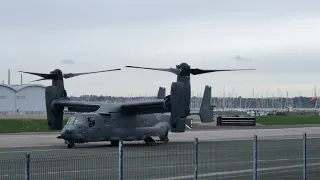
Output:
[
  {"xmin": 256, "ymin": 115, "xmax": 320, "ymax": 125},
  {"xmin": 0, "ymin": 119, "xmax": 67, "ymax": 133}
]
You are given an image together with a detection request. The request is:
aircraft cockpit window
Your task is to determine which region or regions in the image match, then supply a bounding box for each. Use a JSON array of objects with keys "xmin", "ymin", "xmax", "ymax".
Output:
[
  {"xmin": 87, "ymin": 117, "xmax": 95, "ymax": 127},
  {"xmin": 73, "ymin": 116, "xmax": 86, "ymax": 125},
  {"xmin": 66, "ymin": 117, "xmax": 75, "ymax": 124}
]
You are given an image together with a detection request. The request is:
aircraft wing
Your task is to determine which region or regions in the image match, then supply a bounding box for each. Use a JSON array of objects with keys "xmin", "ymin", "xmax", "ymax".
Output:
[
  {"xmin": 52, "ymin": 99, "xmax": 103, "ymax": 112},
  {"xmin": 120, "ymin": 99, "xmax": 167, "ymax": 115}
]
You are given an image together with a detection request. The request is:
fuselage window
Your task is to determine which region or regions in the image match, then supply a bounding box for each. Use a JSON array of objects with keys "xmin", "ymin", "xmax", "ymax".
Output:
[{"xmin": 87, "ymin": 117, "xmax": 95, "ymax": 127}]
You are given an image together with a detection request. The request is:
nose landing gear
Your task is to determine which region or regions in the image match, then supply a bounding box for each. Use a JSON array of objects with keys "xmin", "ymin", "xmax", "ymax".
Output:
[
  {"xmin": 159, "ymin": 130, "xmax": 169, "ymax": 143},
  {"xmin": 67, "ymin": 143, "xmax": 75, "ymax": 148},
  {"xmin": 144, "ymin": 137, "xmax": 156, "ymax": 146},
  {"xmin": 65, "ymin": 140, "xmax": 75, "ymax": 148},
  {"xmin": 160, "ymin": 136, "xmax": 169, "ymax": 143}
]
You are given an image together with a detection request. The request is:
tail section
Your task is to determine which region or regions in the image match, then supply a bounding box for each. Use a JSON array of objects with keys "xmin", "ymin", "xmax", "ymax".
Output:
[
  {"xmin": 190, "ymin": 85, "xmax": 214, "ymax": 123},
  {"xmin": 157, "ymin": 87, "xmax": 166, "ymax": 99}
]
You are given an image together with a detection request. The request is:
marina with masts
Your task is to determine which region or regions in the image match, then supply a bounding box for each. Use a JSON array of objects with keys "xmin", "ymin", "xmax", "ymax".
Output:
[{"xmin": 189, "ymin": 86, "xmax": 320, "ymax": 116}]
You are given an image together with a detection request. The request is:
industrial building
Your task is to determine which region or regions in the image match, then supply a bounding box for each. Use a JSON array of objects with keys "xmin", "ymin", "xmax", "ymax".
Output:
[
  {"xmin": 0, "ymin": 69, "xmax": 46, "ymax": 115},
  {"xmin": 0, "ymin": 84, "xmax": 46, "ymax": 115}
]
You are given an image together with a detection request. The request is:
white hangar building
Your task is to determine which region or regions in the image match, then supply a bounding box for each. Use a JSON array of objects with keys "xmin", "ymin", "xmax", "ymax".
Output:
[{"xmin": 0, "ymin": 84, "xmax": 46, "ymax": 115}]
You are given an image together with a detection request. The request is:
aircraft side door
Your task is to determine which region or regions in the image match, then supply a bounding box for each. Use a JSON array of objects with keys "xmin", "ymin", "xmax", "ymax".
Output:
[
  {"xmin": 111, "ymin": 114, "xmax": 120, "ymax": 127},
  {"xmin": 86, "ymin": 116, "xmax": 98, "ymax": 140}
]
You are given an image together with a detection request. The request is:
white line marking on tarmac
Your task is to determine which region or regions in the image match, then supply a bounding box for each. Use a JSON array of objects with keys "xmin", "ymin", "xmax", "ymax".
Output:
[
  {"xmin": 149, "ymin": 162, "xmax": 320, "ymax": 180},
  {"xmin": 0, "ymin": 149, "xmax": 66, "ymax": 154},
  {"xmin": 215, "ymin": 167, "xmax": 318, "ymax": 179},
  {"xmin": 1, "ymin": 158, "xmax": 320, "ymax": 177},
  {"xmin": 0, "ymin": 145, "xmax": 58, "ymax": 148},
  {"xmin": 0, "ymin": 135, "xmax": 58, "ymax": 139}
]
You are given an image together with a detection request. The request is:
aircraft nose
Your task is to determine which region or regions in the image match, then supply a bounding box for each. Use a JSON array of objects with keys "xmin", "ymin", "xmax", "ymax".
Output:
[
  {"xmin": 61, "ymin": 128, "xmax": 73, "ymax": 139},
  {"xmin": 65, "ymin": 128, "xmax": 73, "ymax": 134}
]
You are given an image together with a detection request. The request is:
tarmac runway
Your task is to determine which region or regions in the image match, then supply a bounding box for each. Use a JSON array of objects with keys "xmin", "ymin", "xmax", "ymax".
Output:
[{"xmin": 0, "ymin": 126, "xmax": 320, "ymax": 180}]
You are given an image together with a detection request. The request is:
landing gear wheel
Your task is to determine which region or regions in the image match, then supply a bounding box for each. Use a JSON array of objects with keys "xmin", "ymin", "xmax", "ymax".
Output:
[
  {"xmin": 160, "ymin": 131, "xmax": 169, "ymax": 143},
  {"xmin": 144, "ymin": 137, "xmax": 156, "ymax": 146},
  {"xmin": 111, "ymin": 141, "xmax": 119, "ymax": 146},
  {"xmin": 67, "ymin": 143, "xmax": 75, "ymax": 148},
  {"xmin": 159, "ymin": 136, "xmax": 169, "ymax": 143},
  {"xmin": 163, "ymin": 136, "xmax": 169, "ymax": 143}
]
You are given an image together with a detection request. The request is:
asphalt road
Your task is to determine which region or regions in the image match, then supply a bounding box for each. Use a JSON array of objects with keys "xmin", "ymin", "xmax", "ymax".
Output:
[
  {"xmin": 0, "ymin": 137, "xmax": 320, "ymax": 180},
  {"xmin": 191, "ymin": 122, "xmax": 320, "ymax": 130}
]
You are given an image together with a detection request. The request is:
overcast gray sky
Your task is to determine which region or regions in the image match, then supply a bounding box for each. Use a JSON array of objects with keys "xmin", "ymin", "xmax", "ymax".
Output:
[{"xmin": 0, "ymin": 0, "xmax": 319, "ymax": 97}]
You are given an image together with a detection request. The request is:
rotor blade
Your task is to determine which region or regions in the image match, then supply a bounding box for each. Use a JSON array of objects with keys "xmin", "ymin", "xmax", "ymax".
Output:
[
  {"xmin": 19, "ymin": 71, "xmax": 55, "ymax": 79},
  {"xmin": 125, "ymin": 66, "xmax": 179, "ymax": 75},
  {"xmin": 29, "ymin": 78, "xmax": 47, "ymax": 82},
  {"xmin": 63, "ymin": 68, "xmax": 121, "ymax": 79},
  {"xmin": 190, "ymin": 68, "xmax": 255, "ymax": 75}
]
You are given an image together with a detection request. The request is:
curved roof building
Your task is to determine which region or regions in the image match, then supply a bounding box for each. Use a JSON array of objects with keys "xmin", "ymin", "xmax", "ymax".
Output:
[{"xmin": 0, "ymin": 84, "xmax": 46, "ymax": 115}]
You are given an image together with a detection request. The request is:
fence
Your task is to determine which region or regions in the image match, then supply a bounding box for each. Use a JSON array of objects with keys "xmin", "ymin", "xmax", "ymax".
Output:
[{"xmin": 0, "ymin": 133, "xmax": 319, "ymax": 180}]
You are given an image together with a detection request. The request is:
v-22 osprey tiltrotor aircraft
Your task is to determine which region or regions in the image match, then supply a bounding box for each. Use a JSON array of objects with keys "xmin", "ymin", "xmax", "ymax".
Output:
[{"xmin": 20, "ymin": 63, "xmax": 254, "ymax": 148}]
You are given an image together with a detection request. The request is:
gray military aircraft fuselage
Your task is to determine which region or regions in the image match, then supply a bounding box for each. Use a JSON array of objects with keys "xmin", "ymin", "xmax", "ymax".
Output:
[
  {"xmin": 60, "ymin": 112, "xmax": 174, "ymax": 146},
  {"xmin": 59, "ymin": 87, "xmax": 175, "ymax": 146},
  {"xmin": 58, "ymin": 84, "xmax": 211, "ymax": 148}
]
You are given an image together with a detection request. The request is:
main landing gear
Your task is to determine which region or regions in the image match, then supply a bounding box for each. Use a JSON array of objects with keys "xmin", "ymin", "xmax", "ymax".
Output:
[
  {"xmin": 145, "ymin": 135, "xmax": 169, "ymax": 146},
  {"xmin": 159, "ymin": 130, "xmax": 169, "ymax": 143},
  {"xmin": 144, "ymin": 137, "xmax": 156, "ymax": 146},
  {"xmin": 160, "ymin": 136, "xmax": 169, "ymax": 143}
]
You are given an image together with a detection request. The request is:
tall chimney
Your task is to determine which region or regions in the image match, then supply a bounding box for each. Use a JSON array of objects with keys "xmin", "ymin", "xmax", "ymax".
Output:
[
  {"xmin": 2, "ymin": 80, "xmax": 4, "ymax": 84},
  {"xmin": 21, "ymin": 74, "xmax": 22, "ymax": 84},
  {"xmin": 8, "ymin": 69, "xmax": 10, "ymax": 85}
]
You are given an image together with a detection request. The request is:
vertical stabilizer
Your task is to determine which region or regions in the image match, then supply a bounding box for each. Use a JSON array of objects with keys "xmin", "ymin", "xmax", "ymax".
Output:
[
  {"xmin": 157, "ymin": 87, "xmax": 166, "ymax": 99},
  {"xmin": 189, "ymin": 85, "xmax": 214, "ymax": 122},
  {"xmin": 199, "ymin": 85, "xmax": 214, "ymax": 122}
]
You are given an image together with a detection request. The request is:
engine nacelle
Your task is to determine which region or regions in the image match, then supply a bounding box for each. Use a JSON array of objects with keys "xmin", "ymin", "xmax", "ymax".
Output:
[
  {"xmin": 45, "ymin": 85, "xmax": 66, "ymax": 130},
  {"xmin": 169, "ymin": 82, "xmax": 186, "ymax": 132}
]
